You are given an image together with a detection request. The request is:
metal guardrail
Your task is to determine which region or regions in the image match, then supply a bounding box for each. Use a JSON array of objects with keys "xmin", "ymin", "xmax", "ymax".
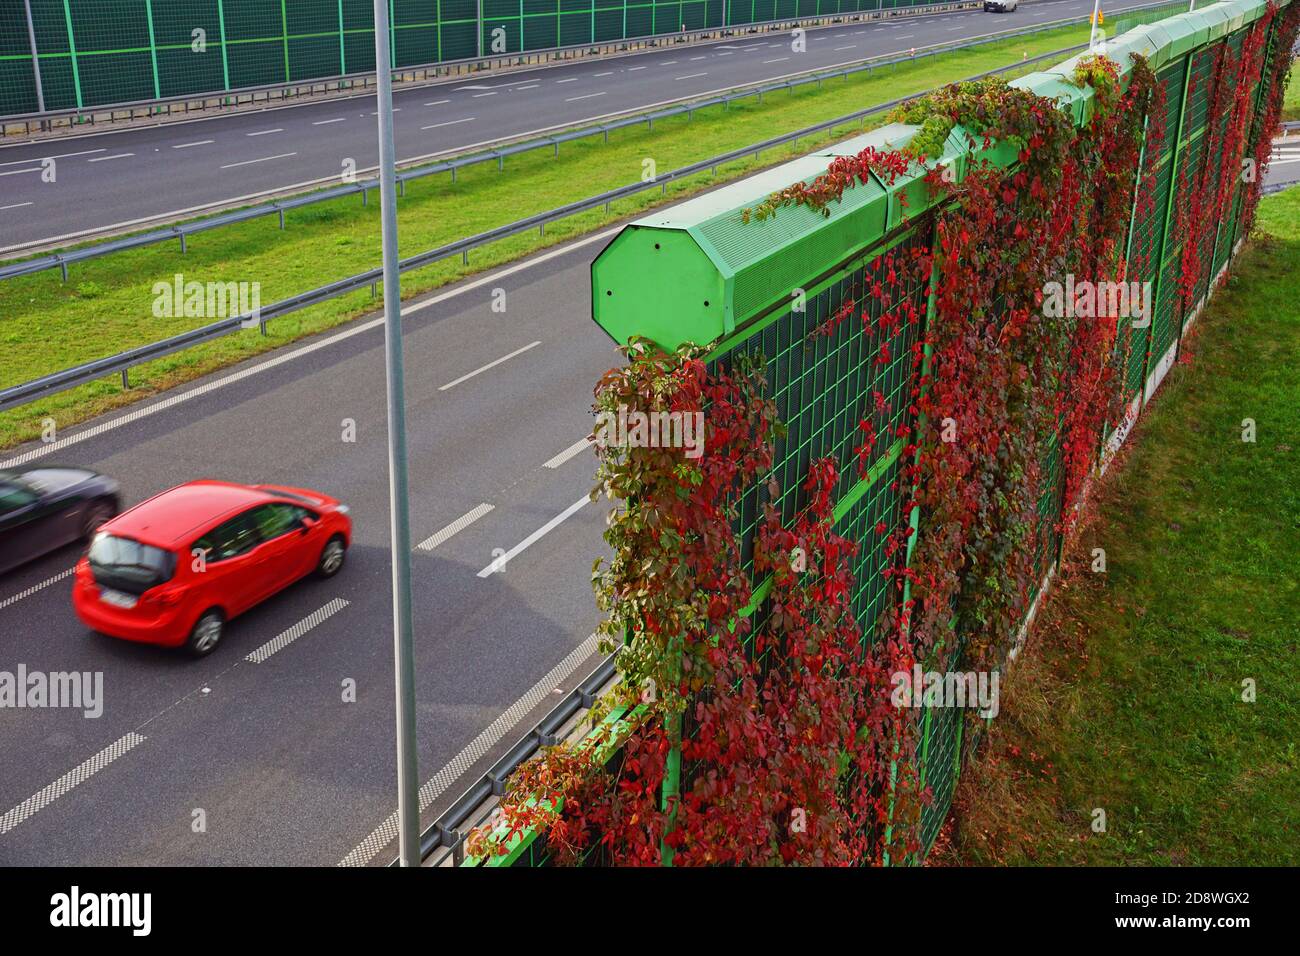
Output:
[
  {"xmin": 0, "ymin": 3, "xmax": 1162, "ymax": 276},
  {"xmin": 0, "ymin": 4, "xmax": 980, "ymax": 137},
  {"xmin": 0, "ymin": 40, "xmax": 1090, "ymax": 414},
  {"xmin": 397, "ymin": 655, "xmax": 617, "ymax": 867}
]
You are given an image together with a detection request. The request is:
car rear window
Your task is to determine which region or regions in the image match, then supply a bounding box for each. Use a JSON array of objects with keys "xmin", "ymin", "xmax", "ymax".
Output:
[{"xmin": 88, "ymin": 534, "xmax": 177, "ymax": 595}]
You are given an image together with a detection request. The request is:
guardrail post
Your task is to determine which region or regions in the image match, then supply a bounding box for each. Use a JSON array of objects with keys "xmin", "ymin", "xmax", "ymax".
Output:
[
  {"xmin": 121, "ymin": 368, "xmax": 129, "ymax": 389},
  {"xmin": 278, "ymin": 209, "xmax": 285, "ymax": 229}
]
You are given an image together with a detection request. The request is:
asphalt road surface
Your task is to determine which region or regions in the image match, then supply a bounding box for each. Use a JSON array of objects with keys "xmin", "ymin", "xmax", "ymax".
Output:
[
  {"xmin": 1265, "ymin": 134, "xmax": 1300, "ymax": 192},
  {"xmin": 0, "ymin": 0, "xmax": 1151, "ymax": 252},
  {"xmin": 0, "ymin": 227, "xmax": 623, "ymax": 865}
]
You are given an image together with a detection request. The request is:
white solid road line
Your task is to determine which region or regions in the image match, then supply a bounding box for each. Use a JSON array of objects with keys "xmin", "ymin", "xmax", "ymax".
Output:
[
  {"xmin": 417, "ymin": 503, "xmax": 495, "ymax": 551},
  {"xmin": 543, "ymin": 436, "xmax": 594, "ymax": 470},
  {"xmin": 220, "ymin": 152, "xmax": 298, "ymax": 169},
  {"xmin": 172, "ymin": 139, "xmax": 215, "ymax": 148},
  {"xmin": 438, "ymin": 340, "xmax": 542, "ymax": 391},
  {"xmin": 245, "ymin": 599, "xmax": 350, "ymax": 663},
  {"xmin": 0, "ymin": 168, "xmax": 39, "ymax": 177},
  {"xmin": 339, "ymin": 633, "xmax": 603, "ymax": 866},
  {"xmin": 0, "ymin": 733, "xmax": 146, "ymax": 836},
  {"xmin": 0, "ymin": 566, "xmax": 75, "ymax": 612},
  {"xmin": 87, "ymin": 153, "xmax": 133, "ymax": 162},
  {"xmin": 312, "ymin": 118, "xmax": 347, "ymax": 126},
  {"xmin": 566, "ymin": 92, "xmax": 607, "ymax": 102},
  {"xmin": 0, "ymin": 227, "xmax": 620, "ymax": 470},
  {"xmin": 477, "ymin": 495, "xmax": 590, "ymax": 578},
  {"xmin": 421, "ymin": 117, "xmax": 475, "ymax": 129},
  {"xmin": 0, "ymin": 202, "xmax": 34, "ymax": 210},
  {"xmin": 247, "ymin": 128, "xmax": 285, "ymax": 136}
]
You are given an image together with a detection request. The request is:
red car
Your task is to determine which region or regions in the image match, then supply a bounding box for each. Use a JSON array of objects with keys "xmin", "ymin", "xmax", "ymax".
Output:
[{"xmin": 73, "ymin": 480, "xmax": 351, "ymax": 656}]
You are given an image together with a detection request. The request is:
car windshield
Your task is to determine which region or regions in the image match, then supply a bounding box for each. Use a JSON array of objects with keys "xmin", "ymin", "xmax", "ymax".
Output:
[
  {"xmin": 0, "ymin": 469, "xmax": 35, "ymax": 493},
  {"xmin": 87, "ymin": 534, "xmax": 177, "ymax": 594}
]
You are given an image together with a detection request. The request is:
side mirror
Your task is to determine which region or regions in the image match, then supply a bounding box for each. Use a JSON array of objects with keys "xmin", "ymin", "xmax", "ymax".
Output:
[{"xmin": 298, "ymin": 515, "xmax": 318, "ymax": 535}]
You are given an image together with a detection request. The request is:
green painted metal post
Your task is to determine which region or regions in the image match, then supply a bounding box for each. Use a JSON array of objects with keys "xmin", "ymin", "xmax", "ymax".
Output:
[
  {"xmin": 281, "ymin": 0, "xmax": 291, "ymax": 81},
  {"xmin": 339, "ymin": 0, "xmax": 348, "ymax": 74},
  {"xmin": 1142, "ymin": 53, "xmax": 1194, "ymax": 398},
  {"xmin": 22, "ymin": 0, "xmax": 44, "ymax": 114},
  {"xmin": 144, "ymin": 0, "xmax": 161, "ymax": 100},
  {"xmin": 217, "ymin": 0, "xmax": 231, "ymax": 91},
  {"xmin": 60, "ymin": 0, "xmax": 82, "ymax": 110}
]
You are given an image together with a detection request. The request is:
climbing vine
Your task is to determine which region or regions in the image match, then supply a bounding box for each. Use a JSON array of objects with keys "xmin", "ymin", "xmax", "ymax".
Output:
[{"xmin": 469, "ymin": 13, "xmax": 1295, "ymax": 862}]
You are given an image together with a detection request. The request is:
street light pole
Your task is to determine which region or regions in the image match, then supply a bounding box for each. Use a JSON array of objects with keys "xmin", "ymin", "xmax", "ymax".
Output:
[
  {"xmin": 371, "ymin": 0, "xmax": 421, "ymax": 867},
  {"xmin": 23, "ymin": 0, "xmax": 45, "ymax": 115},
  {"xmin": 1089, "ymin": 0, "xmax": 1103, "ymax": 49}
]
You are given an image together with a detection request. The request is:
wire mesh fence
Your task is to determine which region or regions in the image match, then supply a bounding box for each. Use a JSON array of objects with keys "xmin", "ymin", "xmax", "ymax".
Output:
[{"xmin": 1, "ymin": 0, "xmax": 952, "ymax": 115}]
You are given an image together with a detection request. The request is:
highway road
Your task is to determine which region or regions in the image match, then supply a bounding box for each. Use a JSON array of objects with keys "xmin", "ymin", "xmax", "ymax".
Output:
[
  {"xmin": 0, "ymin": 228, "xmax": 622, "ymax": 865},
  {"xmin": 0, "ymin": 0, "xmax": 1150, "ymax": 253}
]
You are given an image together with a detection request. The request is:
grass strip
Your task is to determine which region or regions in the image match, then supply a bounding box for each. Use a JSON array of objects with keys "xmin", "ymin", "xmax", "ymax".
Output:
[{"xmin": 932, "ymin": 188, "xmax": 1300, "ymax": 866}]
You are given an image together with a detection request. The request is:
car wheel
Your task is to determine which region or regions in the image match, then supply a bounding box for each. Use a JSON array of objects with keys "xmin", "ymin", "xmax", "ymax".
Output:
[
  {"xmin": 81, "ymin": 500, "xmax": 116, "ymax": 539},
  {"xmin": 186, "ymin": 609, "xmax": 224, "ymax": 658},
  {"xmin": 317, "ymin": 536, "xmax": 347, "ymax": 578}
]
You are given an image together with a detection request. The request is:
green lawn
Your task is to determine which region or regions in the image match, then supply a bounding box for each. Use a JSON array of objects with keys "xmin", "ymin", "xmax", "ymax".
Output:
[
  {"xmin": 0, "ymin": 25, "xmax": 1092, "ymax": 450},
  {"xmin": 934, "ymin": 187, "xmax": 1300, "ymax": 866}
]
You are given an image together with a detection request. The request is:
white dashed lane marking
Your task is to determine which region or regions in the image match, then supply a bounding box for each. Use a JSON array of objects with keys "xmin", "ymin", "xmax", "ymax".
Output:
[
  {"xmin": 0, "ymin": 566, "xmax": 75, "ymax": 612},
  {"xmin": 417, "ymin": 504, "xmax": 495, "ymax": 552},
  {"xmin": 245, "ymin": 599, "xmax": 350, "ymax": 664},
  {"xmin": 0, "ymin": 733, "xmax": 146, "ymax": 836},
  {"xmin": 543, "ymin": 437, "xmax": 594, "ymax": 470}
]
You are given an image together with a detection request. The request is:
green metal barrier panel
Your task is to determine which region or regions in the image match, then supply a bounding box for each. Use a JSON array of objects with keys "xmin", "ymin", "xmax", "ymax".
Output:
[
  {"xmin": 472, "ymin": 0, "xmax": 1292, "ymax": 866},
  {"xmin": 0, "ymin": 0, "xmax": 943, "ymax": 115}
]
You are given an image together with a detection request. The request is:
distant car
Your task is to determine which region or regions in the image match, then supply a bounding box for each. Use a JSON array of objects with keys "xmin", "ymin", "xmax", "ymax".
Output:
[
  {"xmin": 0, "ymin": 466, "xmax": 120, "ymax": 576},
  {"xmin": 73, "ymin": 480, "xmax": 351, "ymax": 656},
  {"xmin": 984, "ymin": 0, "xmax": 1017, "ymax": 9}
]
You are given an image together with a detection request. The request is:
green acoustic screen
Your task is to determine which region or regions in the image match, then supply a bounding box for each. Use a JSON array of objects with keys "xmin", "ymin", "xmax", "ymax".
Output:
[{"xmin": 0, "ymin": 0, "xmax": 941, "ymax": 115}]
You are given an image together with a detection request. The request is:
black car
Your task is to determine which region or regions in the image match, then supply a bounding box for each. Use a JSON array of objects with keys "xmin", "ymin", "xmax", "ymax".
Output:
[{"xmin": 0, "ymin": 466, "xmax": 120, "ymax": 575}]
